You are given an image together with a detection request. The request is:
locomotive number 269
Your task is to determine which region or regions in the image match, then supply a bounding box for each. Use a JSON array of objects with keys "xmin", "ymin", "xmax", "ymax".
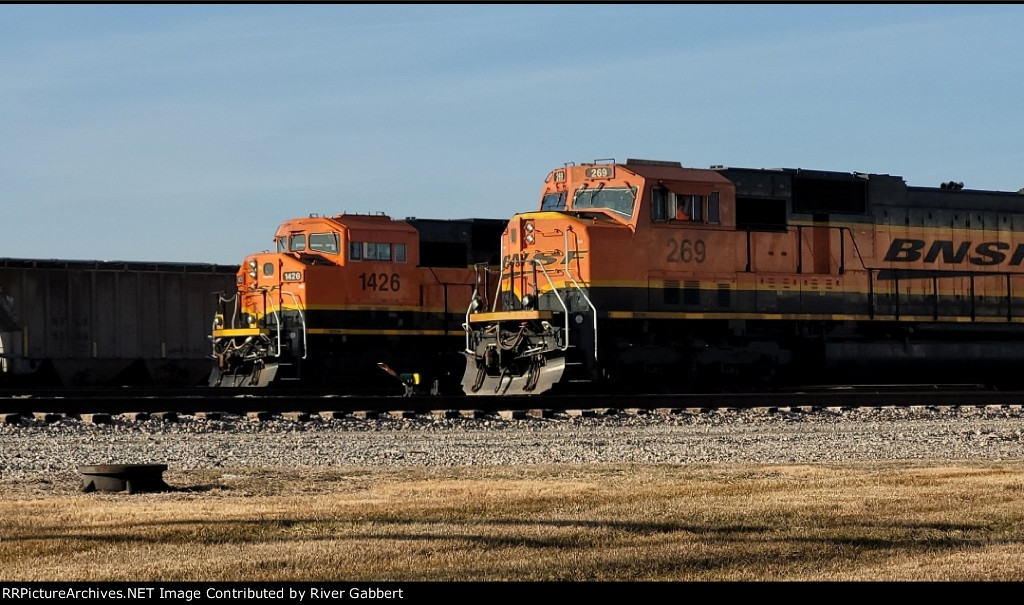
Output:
[
  {"xmin": 665, "ymin": 238, "xmax": 706, "ymax": 263},
  {"xmin": 358, "ymin": 273, "xmax": 401, "ymax": 292}
]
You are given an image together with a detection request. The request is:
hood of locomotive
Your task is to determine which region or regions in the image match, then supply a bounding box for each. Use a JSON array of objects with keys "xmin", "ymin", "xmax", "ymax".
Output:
[
  {"xmin": 228, "ymin": 252, "xmax": 309, "ymax": 329},
  {"xmin": 498, "ymin": 211, "xmax": 631, "ymax": 311},
  {"xmin": 495, "ymin": 161, "xmax": 652, "ymax": 310}
]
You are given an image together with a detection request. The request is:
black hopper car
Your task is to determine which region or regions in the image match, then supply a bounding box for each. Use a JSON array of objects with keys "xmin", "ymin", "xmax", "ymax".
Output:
[{"xmin": 0, "ymin": 258, "xmax": 238, "ymax": 388}]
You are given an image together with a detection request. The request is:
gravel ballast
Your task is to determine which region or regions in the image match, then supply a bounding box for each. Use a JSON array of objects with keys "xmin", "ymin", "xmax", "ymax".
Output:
[{"xmin": 4, "ymin": 405, "xmax": 1024, "ymax": 496}]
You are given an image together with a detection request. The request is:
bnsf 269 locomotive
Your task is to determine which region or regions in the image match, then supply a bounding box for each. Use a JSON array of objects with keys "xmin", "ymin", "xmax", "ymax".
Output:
[
  {"xmin": 210, "ymin": 213, "xmax": 504, "ymax": 393},
  {"xmin": 462, "ymin": 159, "xmax": 1024, "ymax": 395}
]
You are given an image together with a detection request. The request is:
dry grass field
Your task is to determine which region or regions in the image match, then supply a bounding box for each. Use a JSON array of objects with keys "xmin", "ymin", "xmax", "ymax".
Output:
[{"xmin": 4, "ymin": 462, "xmax": 1024, "ymax": 582}]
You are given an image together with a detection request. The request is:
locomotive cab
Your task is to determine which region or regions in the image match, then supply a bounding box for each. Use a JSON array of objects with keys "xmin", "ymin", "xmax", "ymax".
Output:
[{"xmin": 462, "ymin": 160, "xmax": 736, "ymax": 395}]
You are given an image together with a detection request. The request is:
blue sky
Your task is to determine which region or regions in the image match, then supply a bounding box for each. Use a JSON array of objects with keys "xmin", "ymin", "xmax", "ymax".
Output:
[{"xmin": 3, "ymin": 4, "xmax": 1023, "ymax": 264}]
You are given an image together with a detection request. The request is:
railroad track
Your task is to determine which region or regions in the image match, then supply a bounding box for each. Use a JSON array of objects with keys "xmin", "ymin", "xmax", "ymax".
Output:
[{"xmin": 2, "ymin": 384, "xmax": 1024, "ymax": 419}]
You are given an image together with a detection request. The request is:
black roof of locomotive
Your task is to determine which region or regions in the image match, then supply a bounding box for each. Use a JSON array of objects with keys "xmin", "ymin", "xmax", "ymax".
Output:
[{"xmin": 715, "ymin": 166, "xmax": 1024, "ymax": 214}]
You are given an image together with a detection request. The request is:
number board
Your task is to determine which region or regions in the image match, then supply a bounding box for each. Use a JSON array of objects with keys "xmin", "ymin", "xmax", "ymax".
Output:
[
  {"xmin": 585, "ymin": 166, "xmax": 614, "ymax": 179},
  {"xmin": 665, "ymin": 238, "xmax": 707, "ymax": 264},
  {"xmin": 282, "ymin": 271, "xmax": 302, "ymax": 282},
  {"xmin": 359, "ymin": 272, "xmax": 401, "ymax": 292}
]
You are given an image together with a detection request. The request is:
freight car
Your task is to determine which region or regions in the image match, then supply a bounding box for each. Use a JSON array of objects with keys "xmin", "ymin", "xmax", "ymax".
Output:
[
  {"xmin": 462, "ymin": 159, "xmax": 1024, "ymax": 395},
  {"xmin": 209, "ymin": 213, "xmax": 505, "ymax": 393},
  {"xmin": 0, "ymin": 258, "xmax": 238, "ymax": 388}
]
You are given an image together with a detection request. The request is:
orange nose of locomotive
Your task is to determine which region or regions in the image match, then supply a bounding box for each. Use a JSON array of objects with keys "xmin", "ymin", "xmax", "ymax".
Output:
[
  {"xmin": 497, "ymin": 212, "xmax": 592, "ymax": 313},
  {"xmin": 242, "ymin": 251, "xmax": 311, "ymax": 333}
]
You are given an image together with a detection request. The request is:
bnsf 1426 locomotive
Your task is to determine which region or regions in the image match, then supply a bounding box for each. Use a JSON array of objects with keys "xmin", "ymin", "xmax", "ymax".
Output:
[
  {"xmin": 462, "ymin": 159, "xmax": 1024, "ymax": 395},
  {"xmin": 211, "ymin": 213, "xmax": 503, "ymax": 393}
]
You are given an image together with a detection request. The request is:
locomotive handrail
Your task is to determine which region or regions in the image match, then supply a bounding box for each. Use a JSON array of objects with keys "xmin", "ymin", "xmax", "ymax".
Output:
[
  {"xmin": 212, "ymin": 292, "xmax": 241, "ymax": 360},
  {"xmin": 464, "ymin": 293, "xmax": 477, "ymax": 353},
  {"xmin": 491, "ymin": 264, "xmax": 505, "ymax": 313},
  {"xmin": 464, "ymin": 272, "xmax": 484, "ymax": 353},
  {"xmin": 838, "ymin": 226, "xmax": 871, "ymax": 272},
  {"xmin": 218, "ymin": 292, "xmax": 240, "ymax": 329},
  {"xmin": 492, "ymin": 240, "xmax": 505, "ymax": 312},
  {"xmin": 531, "ymin": 259, "xmax": 570, "ymax": 352},
  {"xmin": 465, "ymin": 263, "xmax": 504, "ymax": 351},
  {"xmin": 463, "ymin": 260, "xmax": 570, "ymax": 354},
  {"xmin": 262, "ymin": 291, "xmax": 283, "ymax": 359},
  {"xmin": 565, "ymin": 229, "xmax": 598, "ymax": 361},
  {"xmin": 281, "ymin": 290, "xmax": 308, "ymax": 360}
]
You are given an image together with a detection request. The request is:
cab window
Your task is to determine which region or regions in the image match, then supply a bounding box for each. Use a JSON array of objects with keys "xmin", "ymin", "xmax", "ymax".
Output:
[
  {"xmin": 677, "ymin": 195, "xmax": 702, "ymax": 222},
  {"xmin": 541, "ymin": 191, "xmax": 566, "ymax": 211},
  {"xmin": 707, "ymin": 192, "xmax": 721, "ymax": 224},
  {"xmin": 276, "ymin": 238, "xmax": 286, "ymax": 253},
  {"xmin": 652, "ymin": 187, "xmax": 668, "ymax": 222},
  {"xmin": 365, "ymin": 242, "xmax": 391, "ymax": 260},
  {"xmin": 350, "ymin": 241, "xmax": 404, "ymax": 261},
  {"xmin": 654, "ymin": 188, "xmax": 721, "ymax": 225},
  {"xmin": 309, "ymin": 232, "xmax": 339, "ymax": 254},
  {"xmin": 573, "ymin": 186, "xmax": 637, "ymax": 218},
  {"xmin": 289, "ymin": 234, "xmax": 306, "ymax": 252}
]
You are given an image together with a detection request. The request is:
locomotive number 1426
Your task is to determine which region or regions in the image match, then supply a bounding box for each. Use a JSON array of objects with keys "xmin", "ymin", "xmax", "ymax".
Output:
[{"xmin": 358, "ymin": 272, "xmax": 401, "ymax": 292}]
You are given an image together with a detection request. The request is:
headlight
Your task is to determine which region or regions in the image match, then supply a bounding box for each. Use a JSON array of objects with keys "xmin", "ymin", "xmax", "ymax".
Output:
[
  {"xmin": 248, "ymin": 259, "xmax": 258, "ymax": 269},
  {"xmin": 524, "ymin": 222, "xmax": 534, "ymax": 233},
  {"xmin": 525, "ymin": 233, "xmax": 535, "ymax": 244},
  {"xmin": 247, "ymin": 314, "xmax": 256, "ymax": 326}
]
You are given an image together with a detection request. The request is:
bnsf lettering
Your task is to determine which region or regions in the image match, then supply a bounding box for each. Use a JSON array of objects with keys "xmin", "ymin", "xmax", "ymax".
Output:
[
  {"xmin": 531, "ymin": 251, "xmax": 560, "ymax": 265},
  {"xmin": 502, "ymin": 250, "xmax": 588, "ymax": 266},
  {"xmin": 923, "ymin": 241, "xmax": 970, "ymax": 264},
  {"xmin": 884, "ymin": 238, "xmax": 1022, "ymax": 266}
]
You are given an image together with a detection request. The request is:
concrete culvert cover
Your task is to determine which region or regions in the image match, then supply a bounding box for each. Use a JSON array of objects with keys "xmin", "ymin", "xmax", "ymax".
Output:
[{"xmin": 78, "ymin": 464, "xmax": 171, "ymax": 494}]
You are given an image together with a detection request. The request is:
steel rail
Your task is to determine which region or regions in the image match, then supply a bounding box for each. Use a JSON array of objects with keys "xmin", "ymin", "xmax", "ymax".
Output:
[{"xmin": 2, "ymin": 386, "xmax": 1023, "ymax": 416}]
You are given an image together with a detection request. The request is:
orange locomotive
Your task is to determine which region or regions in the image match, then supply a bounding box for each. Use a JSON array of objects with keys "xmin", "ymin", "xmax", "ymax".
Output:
[
  {"xmin": 462, "ymin": 159, "xmax": 1024, "ymax": 395},
  {"xmin": 211, "ymin": 213, "xmax": 504, "ymax": 392}
]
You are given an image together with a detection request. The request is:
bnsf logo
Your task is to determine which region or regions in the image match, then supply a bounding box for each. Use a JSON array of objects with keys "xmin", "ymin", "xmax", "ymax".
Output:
[
  {"xmin": 884, "ymin": 238, "xmax": 1024, "ymax": 266},
  {"xmin": 502, "ymin": 250, "xmax": 588, "ymax": 267}
]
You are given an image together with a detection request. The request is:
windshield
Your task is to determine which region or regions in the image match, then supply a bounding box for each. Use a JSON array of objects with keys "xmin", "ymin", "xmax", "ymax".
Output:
[
  {"xmin": 309, "ymin": 232, "xmax": 339, "ymax": 254},
  {"xmin": 541, "ymin": 191, "xmax": 566, "ymax": 211},
  {"xmin": 571, "ymin": 186, "xmax": 637, "ymax": 218}
]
